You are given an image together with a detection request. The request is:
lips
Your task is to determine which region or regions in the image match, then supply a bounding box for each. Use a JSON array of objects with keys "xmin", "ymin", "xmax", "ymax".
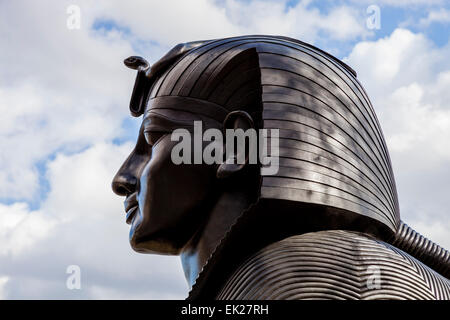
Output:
[{"xmin": 124, "ymin": 192, "xmax": 139, "ymax": 225}]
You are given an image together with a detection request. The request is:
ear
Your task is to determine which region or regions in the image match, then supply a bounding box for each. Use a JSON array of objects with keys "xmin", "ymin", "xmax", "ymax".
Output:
[{"xmin": 216, "ymin": 110, "xmax": 255, "ymax": 179}]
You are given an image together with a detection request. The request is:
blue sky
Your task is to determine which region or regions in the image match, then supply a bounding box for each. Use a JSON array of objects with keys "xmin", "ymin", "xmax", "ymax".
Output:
[{"xmin": 0, "ymin": 0, "xmax": 450, "ymax": 299}]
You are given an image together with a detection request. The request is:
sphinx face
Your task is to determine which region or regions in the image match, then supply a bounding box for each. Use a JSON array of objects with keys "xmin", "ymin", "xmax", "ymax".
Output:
[{"xmin": 111, "ymin": 108, "xmax": 218, "ymax": 254}]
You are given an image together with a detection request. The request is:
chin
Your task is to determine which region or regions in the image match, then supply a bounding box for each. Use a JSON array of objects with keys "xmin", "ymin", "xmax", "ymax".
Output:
[
  {"xmin": 128, "ymin": 209, "xmax": 193, "ymax": 255},
  {"xmin": 129, "ymin": 224, "xmax": 182, "ymax": 255},
  {"xmin": 130, "ymin": 237, "xmax": 181, "ymax": 255}
]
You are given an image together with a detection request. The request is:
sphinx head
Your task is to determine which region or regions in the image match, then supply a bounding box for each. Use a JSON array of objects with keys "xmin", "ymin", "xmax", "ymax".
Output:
[{"xmin": 112, "ymin": 36, "xmax": 401, "ymax": 276}]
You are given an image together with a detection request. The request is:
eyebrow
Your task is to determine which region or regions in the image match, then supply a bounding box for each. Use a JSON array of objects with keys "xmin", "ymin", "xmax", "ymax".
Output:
[{"xmin": 142, "ymin": 112, "xmax": 196, "ymax": 132}]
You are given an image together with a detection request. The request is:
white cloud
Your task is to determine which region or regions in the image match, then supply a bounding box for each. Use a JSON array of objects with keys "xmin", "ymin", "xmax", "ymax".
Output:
[
  {"xmin": 419, "ymin": 8, "xmax": 450, "ymax": 27},
  {"xmin": 344, "ymin": 29, "xmax": 446, "ymax": 93},
  {"xmin": 222, "ymin": 0, "xmax": 368, "ymax": 42},
  {"xmin": 0, "ymin": 0, "xmax": 137, "ymax": 201},
  {"xmin": 96, "ymin": 0, "xmax": 369, "ymax": 46},
  {"xmin": 0, "ymin": 202, "xmax": 56, "ymax": 256}
]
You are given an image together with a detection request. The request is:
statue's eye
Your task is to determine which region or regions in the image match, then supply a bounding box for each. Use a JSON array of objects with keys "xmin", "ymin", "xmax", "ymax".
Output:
[{"xmin": 144, "ymin": 131, "xmax": 166, "ymax": 146}]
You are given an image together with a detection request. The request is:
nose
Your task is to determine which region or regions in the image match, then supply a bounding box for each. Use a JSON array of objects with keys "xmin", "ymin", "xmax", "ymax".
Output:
[
  {"xmin": 112, "ymin": 149, "xmax": 142, "ymax": 196},
  {"xmin": 112, "ymin": 172, "xmax": 138, "ymax": 196},
  {"xmin": 112, "ymin": 143, "xmax": 149, "ymax": 197}
]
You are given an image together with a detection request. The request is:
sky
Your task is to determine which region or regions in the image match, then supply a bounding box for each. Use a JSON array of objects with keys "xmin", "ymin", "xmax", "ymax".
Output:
[{"xmin": 0, "ymin": 0, "xmax": 449, "ymax": 299}]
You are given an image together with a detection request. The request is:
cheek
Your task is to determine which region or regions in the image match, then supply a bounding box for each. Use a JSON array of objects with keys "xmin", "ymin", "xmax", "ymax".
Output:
[{"xmin": 139, "ymin": 138, "xmax": 216, "ymax": 223}]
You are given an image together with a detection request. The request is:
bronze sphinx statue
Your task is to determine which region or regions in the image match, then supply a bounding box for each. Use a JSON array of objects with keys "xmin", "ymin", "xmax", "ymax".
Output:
[{"xmin": 112, "ymin": 36, "xmax": 450, "ymax": 299}]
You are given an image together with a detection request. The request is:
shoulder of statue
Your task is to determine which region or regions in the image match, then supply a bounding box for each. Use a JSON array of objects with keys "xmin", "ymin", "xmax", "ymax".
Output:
[{"xmin": 216, "ymin": 230, "xmax": 450, "ymax": 300}]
